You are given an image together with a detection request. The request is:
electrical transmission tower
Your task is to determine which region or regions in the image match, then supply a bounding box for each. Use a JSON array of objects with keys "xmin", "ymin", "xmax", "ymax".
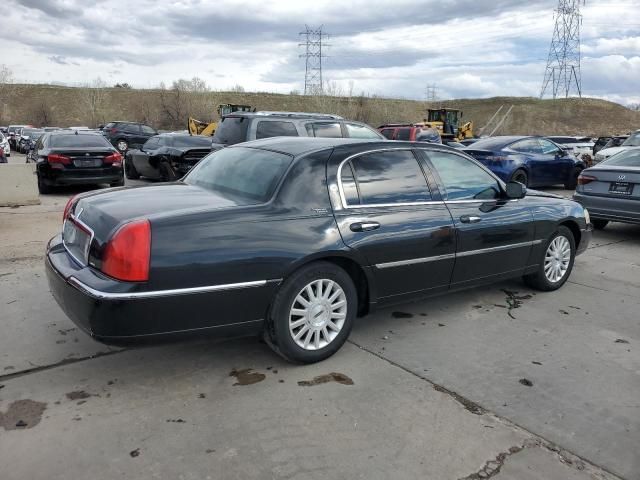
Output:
[
  {"xmin": 425, "ymin": 84, "xmax": 438, "ymax": 103},
  {"xmin": 299, "ymin": 25, "xmax": 328, "ymax": 95},
  {"xmin": 540, "ymin": 0, "xmax": 584, "ymax": 99}
]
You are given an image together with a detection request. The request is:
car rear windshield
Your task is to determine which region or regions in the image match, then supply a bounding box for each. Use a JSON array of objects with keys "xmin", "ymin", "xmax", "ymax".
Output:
[
  {"xmin": 184, "ymin": 147, "xmax": 293, "ymax": 203},
  {"xmin": 212, "ymin": 116, "xmax": 249, "ymax": 145},
  {"xmin": 170, "ymin": 136, "xmax": 213, "ymax": 147},
  {"xmin": 50, "ymin": 135, "xmax": 112, "ymax": 148},
  {"xmin": 601, "ymin": 150, "xmax": 640, "ymax": 167}
]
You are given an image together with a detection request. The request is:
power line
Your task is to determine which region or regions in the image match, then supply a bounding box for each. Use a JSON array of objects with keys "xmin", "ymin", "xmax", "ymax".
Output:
[
  {"xmin": 299, "ymin": 25, "xmax": 329, "ymax": 95},
  {"xmin": 540, "ymin": 0, "xmax": 585, "ymax": 99}
]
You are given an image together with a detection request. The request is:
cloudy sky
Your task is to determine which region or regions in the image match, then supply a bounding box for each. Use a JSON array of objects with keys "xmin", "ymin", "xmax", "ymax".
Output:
[{"xmin": 3, "ymin": 0, "xmax": 639, "ymax": 105}]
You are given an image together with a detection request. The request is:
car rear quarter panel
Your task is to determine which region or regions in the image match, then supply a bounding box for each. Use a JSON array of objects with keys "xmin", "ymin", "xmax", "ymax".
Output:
[
  {"xmin": 147, "ymin": 149, "xmax": 352, "ymax": 292},
  {"xmin": 524, "ymin": 195, "xmax": 588, "ymax": 263}
]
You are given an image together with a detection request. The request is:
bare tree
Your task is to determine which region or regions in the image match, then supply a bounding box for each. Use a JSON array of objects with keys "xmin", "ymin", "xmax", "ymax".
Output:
[
  {"xmin": 31, "ymin": 99, "xmax": 54, "ymax": 126},
  {"xmin": 0, "ymin": 65, "xmax": 15, "ymax": 123},
  {"xmin": 158, "ymin": 77, "xmax": 213, "ymax": 129},
  {"xmin": 80, "ymin": 77, "xmax": 107, "ymax": 127}
]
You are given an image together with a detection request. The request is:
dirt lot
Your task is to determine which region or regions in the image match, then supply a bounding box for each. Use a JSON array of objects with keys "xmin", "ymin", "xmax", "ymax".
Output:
[{"xmin": 1, "ymin": 153, "xmax": 638, "ymax": 480}]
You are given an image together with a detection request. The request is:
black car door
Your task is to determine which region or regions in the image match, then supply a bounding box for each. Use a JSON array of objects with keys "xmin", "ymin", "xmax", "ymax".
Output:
[
  {"xmin": 422, "ymin": 149, "xmax": 535, "ymax": 289},
  {"xmin": 331, "ymin": 147, "xmax": 456, "ymax": 301}
]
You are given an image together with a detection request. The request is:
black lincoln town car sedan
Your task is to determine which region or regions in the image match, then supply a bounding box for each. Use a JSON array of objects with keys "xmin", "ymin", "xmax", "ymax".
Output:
[{"xmin": 46, "ymin": 138, "xmax": 592, "ymax": 363}]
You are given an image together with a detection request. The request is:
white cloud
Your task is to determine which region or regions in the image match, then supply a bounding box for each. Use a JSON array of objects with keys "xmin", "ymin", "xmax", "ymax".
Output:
[{"xmin": 2, "ymin": 0, "xmax": 638, "ymax": 105}]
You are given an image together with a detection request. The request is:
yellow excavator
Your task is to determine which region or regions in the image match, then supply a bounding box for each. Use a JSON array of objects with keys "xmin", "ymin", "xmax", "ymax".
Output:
[
  {"xmin": 188, "ymin": 104, "xmax": 253, "ymax": 136},
  {"xmin": 421, "ymin": 108, "xmax": 473, "ymax": 141}
]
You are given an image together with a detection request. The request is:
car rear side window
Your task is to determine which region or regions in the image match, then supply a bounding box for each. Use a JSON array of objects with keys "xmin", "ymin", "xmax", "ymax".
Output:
[
  {"xmin": 427, "ymin": 151, "xmax": 500, "ymax": 201},
  {"xmin": 305, "ymin": 122, "xmax": 342, "ymax": 138},
  {"xmin": 184, "ymin": 147, "xmax": 293, "ymax": 203},
  {"xmin": 212, "ymin": 116, "xmax": 249, "ymax": 145},
  {"xmin": 396, "ymin": 128, "xmax": 411, "ymax": 141},
  {"xmin": 141, "ymin": 125, "xmax": 156, "ymax": 135},
  {"xmin": 342, "ymin": 150, "xmax": 430, "ymax": 206},
  {"xmin": 380, "ymin": 129, "xmax": 395, "ymax": 139},
  {"xmin": 255, "ymin": 121, "xmax": 299, "ymax": 139},
  {"xmin": 510, "ymin": 139, "xmax": 542, "ymax": 154}
]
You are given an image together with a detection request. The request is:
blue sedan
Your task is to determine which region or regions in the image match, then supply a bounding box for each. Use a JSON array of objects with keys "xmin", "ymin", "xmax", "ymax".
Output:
[{"xmin": 463, "ymin": 136, "xmax": 585, "ymax": 189}]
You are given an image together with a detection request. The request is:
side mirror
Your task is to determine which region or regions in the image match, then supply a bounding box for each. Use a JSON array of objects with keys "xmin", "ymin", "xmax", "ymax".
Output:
[{"xmin": 505, "ymin": 181, "xmax": 526, "ymax": 199}]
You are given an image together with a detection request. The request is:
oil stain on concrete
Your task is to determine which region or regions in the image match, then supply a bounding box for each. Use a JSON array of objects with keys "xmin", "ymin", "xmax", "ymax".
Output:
[
  {"xmin": 0, "ymin": 399, "xmax": 47, "ymax": 430},
  {"xmin": 297, "ymin": 372, "xmax": 354, "ymax": 387},
  {"xmin": 229, "ymin": 368, "xmax": 266, "ymax": 386}
]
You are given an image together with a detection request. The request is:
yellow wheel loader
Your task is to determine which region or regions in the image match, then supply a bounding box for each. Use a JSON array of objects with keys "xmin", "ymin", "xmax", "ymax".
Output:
[
  {"xmin": 188, "ymin": 104, "xmax": 254, "ymax": 136},
  {"xmin": 422, "ymin": 108, "xmax": 473, "ymax": 141}
]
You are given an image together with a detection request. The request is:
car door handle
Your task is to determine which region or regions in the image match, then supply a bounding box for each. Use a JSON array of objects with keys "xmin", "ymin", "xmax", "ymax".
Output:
[
  {"xmin": 350, "ymin": 222, "xmax": 380, "ymax": 232},
  {"xmin": 460, "ymin": 215, "xmax": 481, "ymax": 224}
]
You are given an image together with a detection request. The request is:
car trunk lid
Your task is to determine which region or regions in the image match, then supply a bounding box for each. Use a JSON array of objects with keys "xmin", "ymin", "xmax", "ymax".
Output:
[{"xmin": 579, "ymin": 166, "xmax": 640, "ymax": 198}]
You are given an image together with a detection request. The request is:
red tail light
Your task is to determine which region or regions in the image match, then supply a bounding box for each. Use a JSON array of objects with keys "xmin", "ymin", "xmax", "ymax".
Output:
[
  {"xmin": 110, "ymin": 128, "xmax": 117, "ymax": 134},
  {"xmin": 48, "ymin": 153, "xmax": 71, "ymax": 165},
  {"xmin": 63, "ymin": 194, "xmax": 80, "ymax": 221},
  {"xmin": 101, "ymin": 220, "xmax": 151, "ymax": 282},
  {"xmin": 578, "ymin": 174, "xmax": 596, "ymax": 185},
  {"xmin": 104, "ymin": 152, "xmax": 122, "ymax": 166}
]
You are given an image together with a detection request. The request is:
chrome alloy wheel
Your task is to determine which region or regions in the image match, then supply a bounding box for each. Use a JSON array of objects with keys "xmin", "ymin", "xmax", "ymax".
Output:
[
  {"xmin": 289, "ymin": 279, "xmax": 347, "ymax": 351},
  {"xmin": 544, "ymin": 235, "xmax": 571, "ymax": 283},
  {"xmin": 117, "ymin": 140, "xmax": 128, "ymax": 151}
]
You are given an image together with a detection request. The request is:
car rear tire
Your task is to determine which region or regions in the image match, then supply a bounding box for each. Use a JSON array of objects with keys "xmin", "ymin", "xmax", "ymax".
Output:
[
  {"xmin": 116, "ymin": 139, "xmax": 128, "ymax": 152},
  {"xmin": 564, "ymin": 167, "xmax": 581, "ymax": 190},
  {"xmin": 592, "ymin": 219, "xmax": 608, "ymax": 230},
  {"xmin": 265, "ymin": 261, "xmax": 357, "ymax": 364},
  {"xmin": 124, "ymin": 157, "xmax": 140, "ymax": 179},
  {"xmin": 37, "ymin": 174, "xmax": 53, "ymax": 194},
  {"xmin": 110, "ymin": 178, "xmax": 125, "ymax": 187},
  {"xmin": 523, "ymin": 226, "xmax": 575, "ymax": 291},
  {"xmin": 510, "ymin": 169, "xmax": 528, "ymax": 187}
]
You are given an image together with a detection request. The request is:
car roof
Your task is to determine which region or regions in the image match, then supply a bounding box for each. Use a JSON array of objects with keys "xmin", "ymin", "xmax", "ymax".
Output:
[
  {"xmin": 223, "ymin": 111, "xmax": 346, "ymax": 121},
  {"xmin": 230, "ymin": 137, "xmax": 458, "ymax": 157},
  {"xmin": 49, "ymin": 130, "xmax": 103, "ymax": 136},
  {"xmin": 465, "ymin": 135, "xmax": 533, "ymax": 149}
]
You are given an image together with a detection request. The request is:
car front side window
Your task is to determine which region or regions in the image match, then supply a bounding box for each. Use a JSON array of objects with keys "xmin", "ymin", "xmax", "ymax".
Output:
[{"xmin": 427, "ymin": 151, "xmax": 500, "ymax": 201}]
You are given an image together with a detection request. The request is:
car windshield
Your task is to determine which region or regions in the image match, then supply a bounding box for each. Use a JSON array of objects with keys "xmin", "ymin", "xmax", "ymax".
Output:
[
  {"xmin": 601, "ymin": 149, "xmax": 640, "ymax": 167},
  {"xmin": 184, "ymin": 146, "xmax": 293, "ymax": 203},
  {"xmin": 50, "ymin": 135, "xmax": 112, "ymax": 148},
  {"xmin": 621, "ymin": 132, "xmax": 640, "ymax": 147},
  {"xmin": 169, "ymin": 136, "xmax": 213, "ymax": 147}
]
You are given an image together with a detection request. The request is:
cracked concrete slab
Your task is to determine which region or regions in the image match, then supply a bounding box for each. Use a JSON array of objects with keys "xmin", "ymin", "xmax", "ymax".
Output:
[{"xmin": 0, "ymin": 339, "xmax": 619, "ymax": 480}]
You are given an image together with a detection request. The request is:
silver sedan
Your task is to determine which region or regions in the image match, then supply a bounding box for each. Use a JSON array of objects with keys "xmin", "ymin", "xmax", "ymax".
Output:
[{"xmin": 573, "ymin": 149, "xmax": 640, "ymax": 229}]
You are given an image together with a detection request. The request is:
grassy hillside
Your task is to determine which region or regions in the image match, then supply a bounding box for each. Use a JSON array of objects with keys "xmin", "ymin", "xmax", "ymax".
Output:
[{"xmin": 2, "ymin": 84, "xmax": 638, "ymax": 137}]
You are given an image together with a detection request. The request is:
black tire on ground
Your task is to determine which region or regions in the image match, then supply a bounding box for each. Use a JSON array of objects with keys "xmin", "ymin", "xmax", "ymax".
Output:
[
  {"xmin": 37, "ymin": 174, "xmax": 53, "ymax": 194},
  {"xmin": 564, "ymin": 167, "xmax": 582, "ymax": 190},
  {"xmin": 592, "ymin": 219, "xmax": 609, "ymax": 230},
  {"xmin": 265, "ymin": 261, "xmax": 357, "ymax": 364},
  {"xmin": 159, "ymin": 161, "xmax": 178, "ymax": 182},
  {"xmin": 510, "ymin": 169, "xmax": 528, "ymax": 187},
  {"xmin": 523, "ymin": 225, "xmax": 576, "ymax": 292},
  {"xmin": 124, "ymin": 157, "xmax": 140, "ymax": 179},
  {"xmin": 116, "ymin": 139, "xmax": 128, "ymax": 152},
  {"xmin": 110, "ymin": 177, "xmax": 125, "ymax": 187}
]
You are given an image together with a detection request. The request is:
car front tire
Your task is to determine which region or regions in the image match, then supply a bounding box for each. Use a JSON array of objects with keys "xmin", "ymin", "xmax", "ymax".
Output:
[
  {"xmin": 124, "ymin": 157, "xmax": 140, "ymax": 179},
  {"xmin": 524, "ymin": 226, "xmax": 575, "ymax": 291},
  {"xmin": 266, "ymin": 261, "xmax": 357, "ymax": 364}
]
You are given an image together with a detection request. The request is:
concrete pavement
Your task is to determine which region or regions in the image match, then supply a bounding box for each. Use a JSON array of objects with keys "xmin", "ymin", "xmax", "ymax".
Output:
[{"xmin": 0, "ymin": 163, "xmax": 636, "ymax": 479}]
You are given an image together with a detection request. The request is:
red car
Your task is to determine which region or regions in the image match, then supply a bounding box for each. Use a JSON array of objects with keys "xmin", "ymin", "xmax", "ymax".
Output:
[{"xmin": 378, "ymin": 124, "xmax": 441, "ymax": 143}]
